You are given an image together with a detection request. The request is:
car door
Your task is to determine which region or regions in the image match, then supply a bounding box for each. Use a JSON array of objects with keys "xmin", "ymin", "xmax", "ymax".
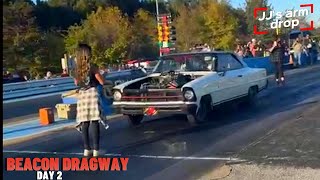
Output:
[
  {"xmin": 225, "ymin": 53, "xmax": 250, "ymax": 97},
  {"xmin": 214, "ymin": 53, "xmax": 246, "ymax": 103},
  {"xmin": 199, "ymin": 54, "xmax": 222, "ymax": 105}
]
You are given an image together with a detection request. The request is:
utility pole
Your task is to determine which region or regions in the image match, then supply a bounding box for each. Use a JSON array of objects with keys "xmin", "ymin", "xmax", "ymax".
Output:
[{"xmin": 155, "ymin": 0, "xmax": 159, "ymax": 17}]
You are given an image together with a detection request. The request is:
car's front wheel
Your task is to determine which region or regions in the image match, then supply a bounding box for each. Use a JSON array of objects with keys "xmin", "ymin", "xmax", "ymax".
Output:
[
  {"xmin": 127, "ymin": 115, "xmax": 144, "ymax": 126},
  {"xmin": 186, "ymin": 97, "xmax": 211, "ymax": 125}
]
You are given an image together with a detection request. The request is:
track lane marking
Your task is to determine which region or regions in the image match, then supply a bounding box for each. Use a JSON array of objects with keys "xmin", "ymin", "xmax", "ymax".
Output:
[{"xmin": 3, "ymin": 150, "xmax": 243, "ymax": 161}]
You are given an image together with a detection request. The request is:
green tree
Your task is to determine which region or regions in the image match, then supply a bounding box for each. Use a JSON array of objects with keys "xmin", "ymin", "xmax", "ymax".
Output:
[
  {"xmin": 43, "ymin": 32, "xmax": 66, "ymax": 70},
  {"xmin": 128, "ymin": 9, "xmax": 158, "ymax": 59},
  {"xmin": 34, "ymin": 0, "xmax": 83, "ymax": 31},
  {"xmin": 245, "ymin": 0, "xmax": 271, "ymax": 35},
  {"xmin": 3, "ymin": 0, "xmax": 46, "ymax": 76},
  {"xmin": 173, "ymin": 4, "xmax": 202, "ymax": 51},
  {"xmin": 64, "ymin": 6, "xmax": 132, "ymax": 65}
]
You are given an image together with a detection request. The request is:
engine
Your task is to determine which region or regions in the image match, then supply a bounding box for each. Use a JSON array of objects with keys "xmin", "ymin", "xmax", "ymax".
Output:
[{"xmin": 140, "ymin": 72, "xmax": 193, "ymax": 89}]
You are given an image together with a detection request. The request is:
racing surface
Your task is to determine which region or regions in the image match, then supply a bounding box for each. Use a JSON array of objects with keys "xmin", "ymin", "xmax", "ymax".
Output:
[
  {"xmin": 3, "ymin": 65, "xmax": 320, "ymax": 180},
  {"xmin": 3, "ymin": 93, "xmax": 62, "ymax": 121}
]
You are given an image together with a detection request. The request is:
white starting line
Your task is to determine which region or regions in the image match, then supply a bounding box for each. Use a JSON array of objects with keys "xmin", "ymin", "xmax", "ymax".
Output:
[{"xmin": 3, "ymin": 150, "xmax": 244, "ymax": 161}]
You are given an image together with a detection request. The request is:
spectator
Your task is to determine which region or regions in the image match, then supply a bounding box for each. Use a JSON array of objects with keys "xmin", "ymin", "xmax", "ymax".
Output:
[
  {"xmin": 255, "ymin": 40, "xmax": 265, "ymax": 57},
  {"xmin": 61, "ymin": 69, "xmax": 69, "ymax": 77},
  {"xmin": 23, "ymin": 75, "xmax": 28, "ymax": 81},
  {"xmin": 4, "ymin": 71, "xmax": 11, "ymax": 78},
  {"xmin": 269, "ymin": 35, "xmax": 285, "ymax": 86},
  {"xmin": 244, "ymin": 47, "xmax": 253, "ymax": 58},
  {"xmin": 292, "ymin": 37, "xmax": 303, "ymax": 67},
  {"xmin": 235, "ymin": 44, "xmax": 244, "ymax": 57},
  {"xmin": 201, "ymin": 43, "xmax": 210, "ymax": 52},
  {"xmin": 250, "ymin": 39, "xmax": 259, "ymax": 57},
  {"xmin": 304, "ymin": 34, "xmax": 317, "ymax": 65},
  {"xmin": 45, "ymin": 71, "xmax": 52, "ymax": 79},
  {"xmin": 74, "ymin": 44, "xmax": 109, "ymax": 157}
]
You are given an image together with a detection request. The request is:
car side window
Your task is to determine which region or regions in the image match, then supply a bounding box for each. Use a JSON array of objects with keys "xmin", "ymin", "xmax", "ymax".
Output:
[{"xmin": 216, "ymin": 54, "xmax": 243, "ymax": 71}]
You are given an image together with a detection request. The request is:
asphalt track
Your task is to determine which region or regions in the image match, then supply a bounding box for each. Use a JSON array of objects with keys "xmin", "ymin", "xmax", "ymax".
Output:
[
  {"xmin": 3, "ymin": 65, "xmax": 320, "ymax": 180},
  {"xmin": 3, "ymin": 93, "xmax": 63, "ymax": 122}
]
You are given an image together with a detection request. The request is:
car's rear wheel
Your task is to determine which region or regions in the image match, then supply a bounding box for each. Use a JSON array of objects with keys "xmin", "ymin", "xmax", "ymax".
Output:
[
  {"xmin": 127, "ymin": 115, "xmax": 144, "ymax": 126},
  {"xmin": 186, "ymin": 96, "xmax": 211, "ymax": 125}
]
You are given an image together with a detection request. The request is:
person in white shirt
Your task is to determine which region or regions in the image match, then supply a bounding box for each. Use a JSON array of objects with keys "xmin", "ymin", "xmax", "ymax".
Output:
[{"xmin": 45, "ymin": 71, "xmax": 52, "ymax": 79}]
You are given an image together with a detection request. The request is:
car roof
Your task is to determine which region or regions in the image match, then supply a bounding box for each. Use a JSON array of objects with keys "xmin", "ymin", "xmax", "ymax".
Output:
[{"xmin": 161, "ymin": 51, "xmax": 233, "ymax": 57}]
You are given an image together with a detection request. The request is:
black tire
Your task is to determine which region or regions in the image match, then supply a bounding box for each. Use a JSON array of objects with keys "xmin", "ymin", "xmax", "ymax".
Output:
[
  {"xmin": 186, "ymin": 96, "xmax": 211, "ymax": 125},
  {"xmin": 127, "ymin": 115, "xmax": 144, "ymax": 126},
  {"xmin": 246, "ymin": 86, "xmax": 258, "ymax": 105}
]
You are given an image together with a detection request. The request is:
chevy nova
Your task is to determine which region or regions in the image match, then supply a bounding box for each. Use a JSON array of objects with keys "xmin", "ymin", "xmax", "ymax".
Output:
[{"xmin": 112, "ymin": 51, "xmax": 268, "ymax": 126}]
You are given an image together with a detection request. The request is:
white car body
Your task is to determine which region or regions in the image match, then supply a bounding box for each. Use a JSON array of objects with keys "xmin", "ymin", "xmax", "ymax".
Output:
[{"xmin": 113, "ymin": 51, "xmax": 268, "ymax": 124}]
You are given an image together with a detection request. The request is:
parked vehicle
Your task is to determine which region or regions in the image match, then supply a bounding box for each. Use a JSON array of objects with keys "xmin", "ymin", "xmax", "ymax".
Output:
[
  {"xmin": 104, "ymin": 68, "xmax": 147, "ymax": 86},
  {"xmin": 112, "ymin": 51, "xmax": 268, "ymax": 126}
]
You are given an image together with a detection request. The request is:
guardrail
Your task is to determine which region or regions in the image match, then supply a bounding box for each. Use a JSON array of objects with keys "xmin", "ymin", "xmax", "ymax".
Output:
[
  {"xmin": 3, "ymin": 77, "xmax": 74, "ymax": 92},
  {"xmin": 3, "ymin": 77, "xmax": 76, "ymax": 100}
]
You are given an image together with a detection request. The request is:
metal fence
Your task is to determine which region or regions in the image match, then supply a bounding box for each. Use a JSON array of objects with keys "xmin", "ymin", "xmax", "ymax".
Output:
[{"xmin": 3, "ymin": 77, "xmax": 76, "ymax": 100}]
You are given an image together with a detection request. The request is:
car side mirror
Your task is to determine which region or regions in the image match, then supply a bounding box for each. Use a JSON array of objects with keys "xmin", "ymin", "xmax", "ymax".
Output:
[{"xmin": 217, "ymin": 66, "xmax": 227, "ymax": 76}]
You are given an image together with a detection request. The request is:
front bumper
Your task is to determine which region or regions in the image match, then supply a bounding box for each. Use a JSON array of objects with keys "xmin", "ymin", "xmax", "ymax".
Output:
[{"xmin": 113, "ymin": 101, "xmax": 197, "ymax": 115}]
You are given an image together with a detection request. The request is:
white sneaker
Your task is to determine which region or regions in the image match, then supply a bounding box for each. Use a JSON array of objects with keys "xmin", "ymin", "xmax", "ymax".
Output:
[
  {"xmin": 93, "ymin": 150, "xmax": 99, "ymax": 157},
  {"xmin": 84, "ymin": 149, "xmax": 92, "ymax": 157}
]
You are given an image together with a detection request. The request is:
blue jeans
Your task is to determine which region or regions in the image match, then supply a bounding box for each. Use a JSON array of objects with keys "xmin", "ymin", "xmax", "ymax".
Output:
[
  {"xmin": 293, "ymin": 52, "xmax": 301, "ymax": 66},
  {"xmin": 310, "ymin": 51, "xmax": 318, "ymax": 65}
]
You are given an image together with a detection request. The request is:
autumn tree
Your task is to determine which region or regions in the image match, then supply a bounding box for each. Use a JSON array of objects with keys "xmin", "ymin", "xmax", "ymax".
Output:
[
  {"xmin": 198, "ymin": 0, "xmax": 238, "ymax": 50},
  {"xmin": 170, "ymin": 0, "xmax": 239, "ymax": 51},
  {"xmin": 173, "ymin": 3, "xmax": 202, "ymax": 51},
  {"xmin": 64, "ymin": 6, "xmax": 132, "ymax": 66}
]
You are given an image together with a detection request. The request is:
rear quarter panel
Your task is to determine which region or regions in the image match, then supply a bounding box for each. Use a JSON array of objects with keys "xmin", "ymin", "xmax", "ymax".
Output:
[{"xmin": 246, "ymin": 68, "xmax": 268, "ymax": 91}]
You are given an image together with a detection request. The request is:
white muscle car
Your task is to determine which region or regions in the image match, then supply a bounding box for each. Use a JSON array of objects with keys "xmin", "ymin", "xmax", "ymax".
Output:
[{"xmin": 112, "ymin": 51, "xmax": 268, "ymax": 126}]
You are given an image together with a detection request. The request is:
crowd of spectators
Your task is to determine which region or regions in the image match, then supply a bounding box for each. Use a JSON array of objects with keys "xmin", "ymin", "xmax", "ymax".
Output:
[
  {"xmin": 235, "ymin": 39, "xmax": 268, "ymax": 58},
  {"xmin": 234, "ymin": 35, "xmax": 319, "ymax": 66}
]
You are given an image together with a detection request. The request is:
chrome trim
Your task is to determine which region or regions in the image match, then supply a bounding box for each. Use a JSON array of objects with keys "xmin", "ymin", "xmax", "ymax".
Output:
[{"xmin": 113, "ymin": 101, "xmax": 196, "ymax": 106}]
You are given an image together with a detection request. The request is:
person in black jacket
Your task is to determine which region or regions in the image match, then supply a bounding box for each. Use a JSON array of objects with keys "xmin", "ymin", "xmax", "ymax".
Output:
[{"xmin": 269, "ymin": 35, "xmax": 285, "ymax": 85}]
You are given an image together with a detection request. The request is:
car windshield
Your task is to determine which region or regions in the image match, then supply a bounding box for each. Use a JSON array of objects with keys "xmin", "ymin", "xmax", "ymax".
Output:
[{"xmin": 153, "ymin": 54, "xmax": 215, "ymax": 73}]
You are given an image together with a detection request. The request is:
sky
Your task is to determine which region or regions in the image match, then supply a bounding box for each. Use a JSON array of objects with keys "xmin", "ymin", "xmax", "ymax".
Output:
[{"xmin": 230, "ymin": 0, "xmax": 319, "ymax": 26}]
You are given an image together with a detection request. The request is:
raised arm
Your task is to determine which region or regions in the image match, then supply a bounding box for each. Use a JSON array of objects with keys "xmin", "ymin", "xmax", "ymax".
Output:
[
  {"xmin": 269, "ymin": 41, "xmax": 277, "ymax": 52},
  {"xmin": 95, "ymin": 73, "xmax": 105, "ymax": 85}
]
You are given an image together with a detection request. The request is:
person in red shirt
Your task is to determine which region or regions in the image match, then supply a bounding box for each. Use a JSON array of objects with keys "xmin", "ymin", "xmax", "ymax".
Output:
[{"xmin": 250, "ymin": 39, "xmax": 259, "ymax": 57}]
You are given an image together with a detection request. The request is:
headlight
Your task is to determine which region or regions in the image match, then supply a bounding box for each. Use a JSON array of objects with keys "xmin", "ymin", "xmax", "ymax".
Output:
[
  {"xmin": 113, "ymin": 91, "xmax": 122, "ymax": 101},
  {"xmin": 183, "ymin": 90, "xmax": 195, "ymax": 101}
]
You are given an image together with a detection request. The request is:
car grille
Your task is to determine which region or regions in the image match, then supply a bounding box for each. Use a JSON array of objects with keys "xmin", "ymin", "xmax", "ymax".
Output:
[{"xmin": 122, "ymin": 89, "xmax": 183, "ymax": 102}]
